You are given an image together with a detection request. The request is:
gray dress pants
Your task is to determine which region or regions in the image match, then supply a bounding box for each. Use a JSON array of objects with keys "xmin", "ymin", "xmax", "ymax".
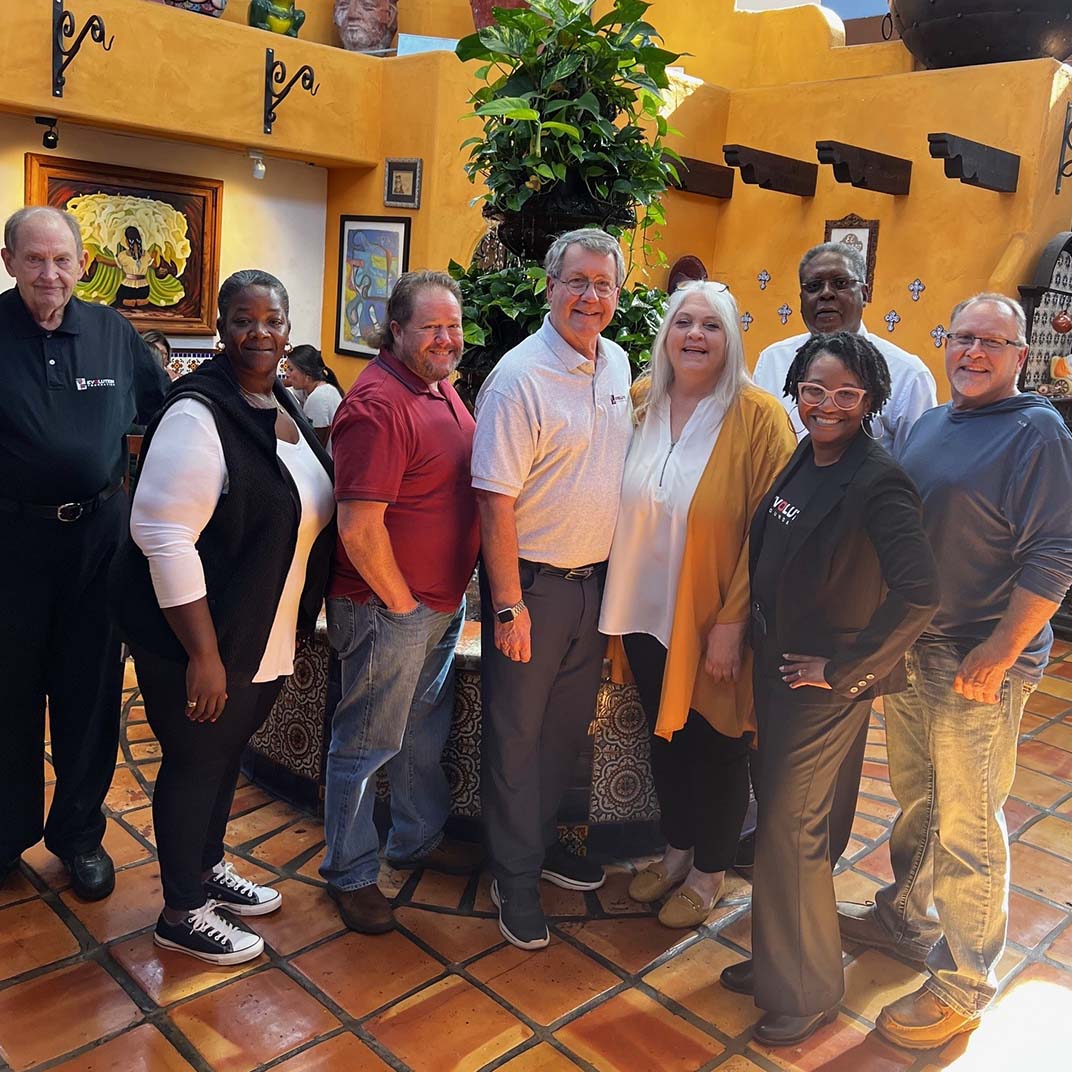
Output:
[
  {"xmin": 479, "ymin": 560, "xmax": 605, "ymax": 889},
  {"xmin": 752, "ymin": 674, "xmax": 872, "ymax": 1016}
]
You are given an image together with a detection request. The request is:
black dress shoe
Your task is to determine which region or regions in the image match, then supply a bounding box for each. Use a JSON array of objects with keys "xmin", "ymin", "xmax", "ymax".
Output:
[
  {"xmin": 753, "ymin": 1008, "xmax": 837, "ymax": 1047},
  {"xmin": 62, "ymin": 846, "xmax": 115, "ymax": 901},
  {"xmin": 720, "ymin": 959, "xmax": 754, "ymax": 995},
  {"xmin": 0, "ymin": 855, "xmax": 21, "ymax": 884}
]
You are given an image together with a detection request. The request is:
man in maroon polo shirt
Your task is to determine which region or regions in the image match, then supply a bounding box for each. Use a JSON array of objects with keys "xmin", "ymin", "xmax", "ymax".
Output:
[{"xmin": 320, "ymin": 270, "xmax": 481, "ymax": 934}]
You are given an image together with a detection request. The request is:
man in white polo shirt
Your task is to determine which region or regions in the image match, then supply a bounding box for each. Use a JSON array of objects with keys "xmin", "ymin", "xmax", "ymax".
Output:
[
  {"xmin": 472, "ymin": 228, "xmax": 633, "ymax": 950},
  {"xmin": 753, "ymin": 242, "xmax": 937, "ymax": 459}
]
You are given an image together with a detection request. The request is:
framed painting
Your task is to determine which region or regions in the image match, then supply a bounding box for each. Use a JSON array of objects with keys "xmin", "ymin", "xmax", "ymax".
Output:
[
  {"xmin": 383, "ymin": 158, "xmax": 423, "ymax": 209},
  {"xmin": 824, "ymin": 213, "xmax": 879, "ymax": 294},
  {"xmin": 335, "ymin": 215, "xmax": 411, "ymax": 356},
  {"xmin": 25, "ymin": 154, "xmax": 223, "ymax": 335}
]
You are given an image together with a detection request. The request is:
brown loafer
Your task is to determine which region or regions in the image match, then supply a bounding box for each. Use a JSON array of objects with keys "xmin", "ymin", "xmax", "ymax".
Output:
[
  {"xmin": 387, "ymin": 836, "xmax": 484, "ymax": 875},
  {"xmin": 628, "ymin": 861, "xmax": 682, "ymax": 903},
  {"xmin": 657, "ymin": 881, "xmax": 722, "ymax": 929},
  {"xmin": 877, "ymin": 983, "xmax": 980, "ymax": 1050},
  {"xmin": 328, "ymin": 883, "xmax": 395, "ymax": 934}
]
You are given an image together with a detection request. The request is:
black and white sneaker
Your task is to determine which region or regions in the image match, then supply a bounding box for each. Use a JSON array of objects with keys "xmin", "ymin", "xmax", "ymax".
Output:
[
  {"xmin": 154, "ymin": 902, "xmax": 265, "ymax": 965},
  {"xmin": 540, "ymin": 842, "xmax": 605, "ymax": 891},
  {"xmin": 205, "ymin": 860, "xmax": 282, "ymax": 916},
  {"xmin": 490, "ymin": 880, "xmax": 550, "ymax": 950}
]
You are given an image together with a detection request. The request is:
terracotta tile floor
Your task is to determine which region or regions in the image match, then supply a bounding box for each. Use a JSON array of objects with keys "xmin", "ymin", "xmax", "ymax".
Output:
[{"xmin": 3, "ymin": 655, "xmax": 1072, "ymax": 1072}]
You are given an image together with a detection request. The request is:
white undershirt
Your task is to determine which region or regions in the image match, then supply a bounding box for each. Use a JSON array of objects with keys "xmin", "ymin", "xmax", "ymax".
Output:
[
  {"xmin": 130, "ymin": 398, "xmax": 335, "ymax": 681},
  {"xmin": 600, "ymin": 393, "xmax": 727, "ymax": 646}
]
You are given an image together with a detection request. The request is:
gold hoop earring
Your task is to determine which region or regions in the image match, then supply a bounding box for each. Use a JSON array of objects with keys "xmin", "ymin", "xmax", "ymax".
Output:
[
  {"xmin": 283, "ymin": 343, "xmax": 293, "ymax": 355},
  {"xmin": 214, "ymin": 339, "xmax": 226, "ymax": 353}
]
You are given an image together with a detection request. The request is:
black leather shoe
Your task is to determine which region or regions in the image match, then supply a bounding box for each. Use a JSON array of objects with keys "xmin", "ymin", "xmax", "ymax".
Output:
[
  {"xmin": 0, "ymin": 855, "xmax": 20, "ymax": 884},
  {"xmin": 719, "ymin": 959, "xmax": 754, "ymax": 995},
  {"xmin": 753, "ymin": 1009, "xmax": 837, "ymax": 1047},
  {"xmin": 62, "ymin": 846, "xmax": 115, "ymax": 901}
]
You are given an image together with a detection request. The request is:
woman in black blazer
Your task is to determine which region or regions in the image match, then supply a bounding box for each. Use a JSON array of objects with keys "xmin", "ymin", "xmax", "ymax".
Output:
[{"xmin": 720, "ymin": 332, "xmax": 939, "ymax": 1046}]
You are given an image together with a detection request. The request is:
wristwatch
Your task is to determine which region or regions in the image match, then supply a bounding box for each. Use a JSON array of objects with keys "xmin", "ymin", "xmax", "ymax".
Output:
[{"xmin": 496, "ymin": 599, "xmax": 527, "ymax": 624}]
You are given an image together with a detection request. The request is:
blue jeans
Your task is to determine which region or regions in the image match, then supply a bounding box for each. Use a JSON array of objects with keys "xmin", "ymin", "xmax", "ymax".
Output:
[
  {"xmin": 321, "ymin": 596, "xmax": 464, "ymax": 891},
  {"xmin": 874, "ymin": 640, "xmax": 1035, "ymax": 1015}
]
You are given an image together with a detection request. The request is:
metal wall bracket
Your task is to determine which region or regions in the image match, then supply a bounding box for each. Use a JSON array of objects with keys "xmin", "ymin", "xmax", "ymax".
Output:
[
  {"xmin": 264, "ymin": 48, "xmax": 320, "ymax": 135},
  {"xmin": 722, "ymin": 145, "xmax": 817, "ymax": 197},
  {"xmin": 1057, "ymin": 101, "xmax": 1072, "ymax": 196},
  {"xmin": 52, "ymin": 0, "xmax": 114, "ymax": 99},
  {"xmin": 927, "ymin": 132, "xmax": 1019, "ymax": 194},
  {"xmin": 815, "ymin": 140, "xmax": 912, "ymax": 196}
]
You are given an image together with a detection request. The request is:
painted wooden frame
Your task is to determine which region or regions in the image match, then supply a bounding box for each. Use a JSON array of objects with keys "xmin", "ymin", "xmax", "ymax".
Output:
[
  {"xmin": 334, "ymin": 215, "xmax": 411, "ymax": 356},
  {"xmin": 824, "ymin": 212, "xmax": 880, "ymax": 294},
  {"xmin": 25, "ymin": 154, "xmax": 223, "ymax": 335}
]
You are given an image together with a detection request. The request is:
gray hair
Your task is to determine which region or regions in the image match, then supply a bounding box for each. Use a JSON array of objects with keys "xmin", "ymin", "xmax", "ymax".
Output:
[
  {"xmin": 950, "ymin": 292, "xmax": 1027, "ymax": 345},
  {"xmin": 544, "ymin": 228, "xmax": 626, "ymax": 287},
  {"xmin": 4, "ymin": 206, "xmax": 83, "ymax": 255},
  {"xmin": 641, "ymin": 281, "xmax": 751, "ymax": 420},
  {"xmin": 799, "ymin": 241, "xmax": 866, "ymax": 286}
]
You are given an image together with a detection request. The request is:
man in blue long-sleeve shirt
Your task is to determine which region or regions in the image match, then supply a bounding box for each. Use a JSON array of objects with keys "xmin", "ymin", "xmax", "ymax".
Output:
[{"xmin": 837, "ymin": 293, "xmax": 1072, "ymax": 1050}]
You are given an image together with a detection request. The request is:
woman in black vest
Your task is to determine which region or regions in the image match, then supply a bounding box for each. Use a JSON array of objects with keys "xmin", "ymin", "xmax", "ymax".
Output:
[
  {"xmin": 719, "ymin": 333, "xmax": 938, "ymax": 1044},
  {"xmin": 113, "ymin": 270, "xmax": 335, "ymax": 964}
]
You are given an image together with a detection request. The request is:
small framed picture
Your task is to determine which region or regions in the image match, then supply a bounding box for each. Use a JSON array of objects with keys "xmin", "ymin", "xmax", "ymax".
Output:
[
  {"xmin": 335, "ymin": 215, "xmax": 411, "ymax": 357},
  {"xmin": 824, "ymin": 213, "xmax": 879, "ymax": 294},
  {"xmin": 384, "ymin": 158, "xmax": 422, "ymax": 209}
]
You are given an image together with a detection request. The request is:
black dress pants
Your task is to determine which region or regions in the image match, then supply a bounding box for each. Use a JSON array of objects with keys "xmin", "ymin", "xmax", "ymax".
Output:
[
  {"xmin": 752, "ymin": 672, "xmax": 872, "ymax": 1017},
  {"xmin": 131, "ymin": 646, "xmax": 283, "ymax": 910},
  {"xmin": 623, "ymin": 632, "xmax": 751, "ymax": 872},
  {"xmin": 0, "ymin": 493, "xmax": 126, "ymax": 861},
  {"xmin": 480, "ymin": 561, "xmax": 605, "ymax": 889}
]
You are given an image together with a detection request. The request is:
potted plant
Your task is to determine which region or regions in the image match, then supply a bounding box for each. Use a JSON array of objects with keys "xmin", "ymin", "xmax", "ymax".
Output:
[{"xmin": 455, "ymin": 0, "xmax": 681, "ymax": 260}]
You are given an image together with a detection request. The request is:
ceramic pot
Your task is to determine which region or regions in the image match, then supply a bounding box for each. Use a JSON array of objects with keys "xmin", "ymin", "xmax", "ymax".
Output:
[
  {"xmin": 153, "ymin": 0, "xmax": 228, "ymax": 16},
  {"xmin": 890, "ymin": 0, "xmax": 1072, "ymax": 69},
  {"xmin": 334, "ymin": 0, "xmax": 397, "ymax": 52}
]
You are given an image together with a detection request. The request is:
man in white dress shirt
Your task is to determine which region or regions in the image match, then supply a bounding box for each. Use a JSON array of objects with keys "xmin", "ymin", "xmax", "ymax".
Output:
[{"xmin": 752, "ymin": 242, "xmax": 937, "ymax": 459}]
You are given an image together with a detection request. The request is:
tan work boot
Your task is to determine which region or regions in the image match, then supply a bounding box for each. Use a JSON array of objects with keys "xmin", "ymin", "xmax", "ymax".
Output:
[{"xmin": 877, "ymin": 983, "xmax": 980, "ymax": 1050}]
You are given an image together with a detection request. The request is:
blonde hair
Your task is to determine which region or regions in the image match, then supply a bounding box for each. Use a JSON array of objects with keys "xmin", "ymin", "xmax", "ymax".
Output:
[{"xmin": 637, "ymin": 281, "xmax": 751, "ymax": 422}]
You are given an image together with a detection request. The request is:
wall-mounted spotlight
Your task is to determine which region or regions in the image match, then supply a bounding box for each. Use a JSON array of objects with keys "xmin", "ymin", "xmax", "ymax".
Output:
[
  {"xmin": 35, "ymin": 116, "xmax": 59, "ymax": 150},
  {"xmin": 248, "ymin": 150, "xmax": 266, "ymax": 181}
]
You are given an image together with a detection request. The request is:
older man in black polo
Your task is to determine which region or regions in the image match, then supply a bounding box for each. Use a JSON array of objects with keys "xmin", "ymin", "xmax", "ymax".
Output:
[{"xmin": 0, "ymin": 206, "xmax": 168, "ymax": 899}]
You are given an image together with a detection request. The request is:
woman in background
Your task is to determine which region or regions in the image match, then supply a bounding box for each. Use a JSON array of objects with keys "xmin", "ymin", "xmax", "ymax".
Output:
[
  {"xmin": 282, "ymin": 344, "xmax": 344, "ymax": 447},
  {"xmin": 600, "ymin": 280, "xmax": 796, "ymax": 929}
]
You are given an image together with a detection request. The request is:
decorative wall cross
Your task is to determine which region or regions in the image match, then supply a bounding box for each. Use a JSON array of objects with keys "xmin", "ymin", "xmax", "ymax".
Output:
[
  {"xmin": 777, "ymin": 304, "xmax": 792, "ymax": 325},
  {"xmin": 741, "ymin": 311, "xmax": 753, "ymax": 332},
  {"xmin": 908, "ymin": 278, "xmax": 925, "ymax": 302},
  {"xmin": 930, "ymin": 324, "xmax": 947, "ymax": 348},
  {"xmin": 885, "ymin": 310, "xmax": 901, "ymax": 333},
  {"xmin": 757, "ymin": 270, "xmax": 770, "ymax": 291}
]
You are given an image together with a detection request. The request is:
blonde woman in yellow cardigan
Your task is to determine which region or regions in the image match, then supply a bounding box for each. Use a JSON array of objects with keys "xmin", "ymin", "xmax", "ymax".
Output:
[{"xmin": 600, "ymin": 281, "xmax": 796, "ymax": 929}]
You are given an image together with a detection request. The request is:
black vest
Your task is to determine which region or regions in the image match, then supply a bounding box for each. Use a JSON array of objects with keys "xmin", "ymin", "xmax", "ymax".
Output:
[{"xmin": 110, "ymin": 356, "xmax": 335, "ymax": 683}]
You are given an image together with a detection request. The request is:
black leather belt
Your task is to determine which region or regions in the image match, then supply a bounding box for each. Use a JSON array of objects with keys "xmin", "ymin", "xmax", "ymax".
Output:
[
  {"xmin": 520, "ymin": 559, "xmax": 606, "ymax": 581},
  {"xmin": 0, "ymin": 480, "xmax": 123, "ymax": 522}
]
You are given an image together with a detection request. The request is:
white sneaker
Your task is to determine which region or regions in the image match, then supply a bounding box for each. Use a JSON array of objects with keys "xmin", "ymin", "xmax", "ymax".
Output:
[
  {"xmin": 205, "ymin": 860, "xmax": 282, "ymax": 916},
  {"xmin": 154, "ymin": 902, "xmax": 264, "ymax": 965}
]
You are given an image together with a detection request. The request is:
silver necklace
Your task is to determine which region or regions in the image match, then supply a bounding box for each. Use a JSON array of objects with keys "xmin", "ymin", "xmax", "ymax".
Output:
[{"xmin": 239, "ymin": 385, "xmax": 279, "ymax": 411}]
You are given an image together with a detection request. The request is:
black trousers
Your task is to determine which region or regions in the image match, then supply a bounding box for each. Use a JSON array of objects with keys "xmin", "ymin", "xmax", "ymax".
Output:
[
  {"xmin": 0, "ymin": 493, "xmax": 126, "ymax": 861},
  {"xmin": 480, "ymin": 561, "xmax": 605, "ymax": 888},
  {"xmin": 623, "ymin": 632, "xmax": 751, "ymax": 873},
  {"xmin": 751, "ymin": 672, "xmax": 872, "ymax": 1017},
  {"xmin": 747, "ymin": 713, "xmax": 868, "ymax": 868},
  {"xmin": 132, "ymin": 646, "xmax": 283, "ymax": 910}
]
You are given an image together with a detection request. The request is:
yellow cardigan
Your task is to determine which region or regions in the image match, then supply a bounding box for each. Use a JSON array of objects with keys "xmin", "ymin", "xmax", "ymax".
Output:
[{"xmin": 609, "ymin": 385, "xmax": 797, "ymax": 741}]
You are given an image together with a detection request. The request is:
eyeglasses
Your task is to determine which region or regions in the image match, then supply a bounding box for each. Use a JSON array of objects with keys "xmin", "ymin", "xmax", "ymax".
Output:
[
  {"xmin": 800, "ymin": 277, "xmax": 861, "ymax": 295},
  {"xmin": 944, "ymin": 332, "xmax": 1022, "ymax": 353},
  {"xmin": 553, "ymin": 275, "xmax": 618, "ymax": 298},
  {"xmin": 797, "ymin": 381, "xmax": 868, "ymax": 410}
]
